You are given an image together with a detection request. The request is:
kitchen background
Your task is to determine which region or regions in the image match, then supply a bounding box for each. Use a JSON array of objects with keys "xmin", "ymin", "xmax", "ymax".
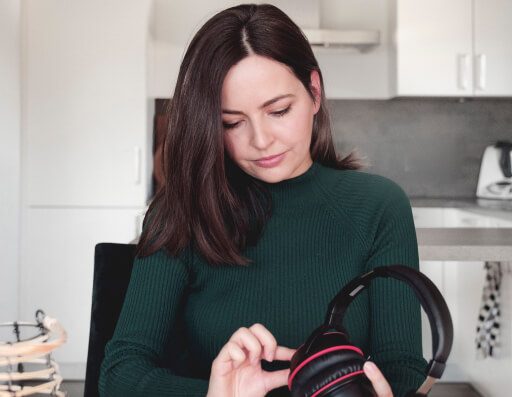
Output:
[
  {"xmin": 1, "ymin": 0, "xmax": 511, "ymax": 396},
  {"xmin": 332, "ymin": 98, "xmax": 511, "ymax": 197}
]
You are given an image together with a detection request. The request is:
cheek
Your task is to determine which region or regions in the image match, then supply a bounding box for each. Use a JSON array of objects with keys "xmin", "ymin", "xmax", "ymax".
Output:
[
  {"xmin": 283, "ymin": 109, "xmax": 314, "ymax": 143},
  {"xmin": 223, "ymin": 134, "xmax": 242, "ymax": 159}
]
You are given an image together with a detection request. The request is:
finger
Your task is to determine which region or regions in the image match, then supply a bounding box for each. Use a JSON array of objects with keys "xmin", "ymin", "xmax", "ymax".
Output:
[
  {"xmin": 273, "ymin": 346, "xmax": 297, "ymax": 361},
  {"xmin": 363, "ymin": 361, "xmax": 393, "ymax": 397},
  {"xmin": 227, "ymin": 342, "xmax": 247, "ymax": 368},
  {"xmin": 215, "ymin": 341, "xmax": 246, "ymax": 366},
  {"xmin": 249, "ymin": 323, "xmax": 278, "ymax": 361},
  {"xmin": 230, "ymin": 327, "xmax": 263, "ymax": 365},
  {"xmin": 262, "ymin": 368, "xmax": 291, "ymax": 392},
  {"xmin": 211, "ymin": 341, "xmax": 247, "ymax": 376}
]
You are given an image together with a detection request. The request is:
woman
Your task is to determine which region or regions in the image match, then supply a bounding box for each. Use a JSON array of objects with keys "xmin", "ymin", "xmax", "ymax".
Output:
[{"xmin": 98, "ymin": 3, "xmax": 428, "ymax": 397}]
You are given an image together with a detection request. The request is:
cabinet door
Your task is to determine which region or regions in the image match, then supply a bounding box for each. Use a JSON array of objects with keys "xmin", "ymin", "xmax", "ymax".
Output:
[
  {"xmin": 473, "ymin": 0, "xmax": 512, "ymax": 96},
  {"xmin": 395, "ymin": 0, "xmax": 473, "ymax": 96},
  {"xmin": 24, "ymin": 1, "xmax": 151, "ymax": 207},
  {"xmin": 19, "ymin": 207, "xmax": 146, "ymax": 377}
]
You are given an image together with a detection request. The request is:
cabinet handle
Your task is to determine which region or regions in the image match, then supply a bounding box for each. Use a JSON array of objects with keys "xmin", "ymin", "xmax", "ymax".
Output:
[
  {"xmin": 134, "ymin": 146, "xmax": 141, "ymax": 185},
  {"xmin": 457, "ymin": 53, "xmax": 470, "ymax": 90},
  {"xmin": 475, "ymin": 53, "xmax": 486, "ymax": 90}
]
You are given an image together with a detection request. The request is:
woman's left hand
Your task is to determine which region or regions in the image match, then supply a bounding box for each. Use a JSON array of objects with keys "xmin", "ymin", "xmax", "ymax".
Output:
[{"xmin": 363, "ymin": 361, "xmax": 394, "ymax": 397}]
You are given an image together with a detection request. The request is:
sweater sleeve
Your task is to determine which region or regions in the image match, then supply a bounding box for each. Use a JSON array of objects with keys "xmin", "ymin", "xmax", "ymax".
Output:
[
  {"xmin": 98, "ymin": 248, "xmax": 209, "ymax": 397},
  {"xmin": 363, "ymin": 181, "xmax": 429, "ymax": 397}
]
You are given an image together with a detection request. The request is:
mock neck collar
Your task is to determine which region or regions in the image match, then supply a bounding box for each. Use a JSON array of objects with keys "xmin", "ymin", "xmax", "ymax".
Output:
[{"xmin": 255, "ymin": 161, "xmax": 322, "ymax": 212}]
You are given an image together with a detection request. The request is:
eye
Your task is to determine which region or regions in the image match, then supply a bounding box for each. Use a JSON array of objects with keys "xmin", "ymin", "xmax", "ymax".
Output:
[
  {"xmin": 222, "ymin": 106, "xmax": 292, "ymax": 130},
  {"xmin": 271, "ymin": 106, "xmax": 291, "ymax": 117},
  {"xmin": 223, "ymin": 121, "xmax": 240, "ymax": 130}
]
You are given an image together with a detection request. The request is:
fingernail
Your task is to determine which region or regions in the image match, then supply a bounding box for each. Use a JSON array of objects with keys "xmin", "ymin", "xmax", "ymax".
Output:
[{"xmin": 364, "ymin": 361, "xmax": 376, "ymax": 374}]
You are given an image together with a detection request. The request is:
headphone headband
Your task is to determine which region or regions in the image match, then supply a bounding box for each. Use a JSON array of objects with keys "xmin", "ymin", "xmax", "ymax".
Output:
[{"xmin": 323, "ymin": 264, "xmax": 453, "ymax": 380}]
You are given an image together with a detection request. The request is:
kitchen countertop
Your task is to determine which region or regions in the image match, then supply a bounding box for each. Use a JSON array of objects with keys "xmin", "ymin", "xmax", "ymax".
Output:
[
  {"xmin": 410, "ymin": 197, "xmax": 512, "ymax": 212},
  {"xmin": 417, "ymin": 227, "xmax": 512, "ymax": 262}
]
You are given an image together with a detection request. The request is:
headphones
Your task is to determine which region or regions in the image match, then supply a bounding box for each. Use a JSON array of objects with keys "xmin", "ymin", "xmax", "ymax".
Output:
[{"xmin": 287, "ymin": 264, "xmax": 453, "ymax": 397}]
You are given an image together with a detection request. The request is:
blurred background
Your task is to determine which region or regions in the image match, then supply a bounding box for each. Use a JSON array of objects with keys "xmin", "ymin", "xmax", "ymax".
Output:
[{"xmin": 1, "ymin": 1, "xmax": 512, "ymax": 396}]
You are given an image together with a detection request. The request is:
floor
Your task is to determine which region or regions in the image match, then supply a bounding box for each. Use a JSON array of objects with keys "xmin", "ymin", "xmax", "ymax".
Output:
[{"xmin": 58, "ymin": 381, "xmax": 484, "ymax": 396}]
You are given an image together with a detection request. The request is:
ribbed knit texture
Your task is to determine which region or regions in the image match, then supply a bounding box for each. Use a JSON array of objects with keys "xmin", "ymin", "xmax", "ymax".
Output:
[{"xmin": 98, "ymin": 160, "xmax": 429, "ymax": 397}]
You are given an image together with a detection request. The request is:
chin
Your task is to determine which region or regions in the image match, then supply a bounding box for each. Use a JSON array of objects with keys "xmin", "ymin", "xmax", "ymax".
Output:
[{"xmin": 250, "ymin": 165, "xmax": 293, "ymax": 183}]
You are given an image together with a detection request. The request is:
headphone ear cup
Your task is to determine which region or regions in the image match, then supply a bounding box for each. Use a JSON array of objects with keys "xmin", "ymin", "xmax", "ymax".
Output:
[
  {"xmin": 292, "ymin": 352, "xmax": 367, "ymax": 397},
  {"xmin": 289, "ymin": 331, "xmax": 375, "ymax": 397},
  {"xmin": 290, "ymin": 330, "xmax": 350, "ymax": 374}
]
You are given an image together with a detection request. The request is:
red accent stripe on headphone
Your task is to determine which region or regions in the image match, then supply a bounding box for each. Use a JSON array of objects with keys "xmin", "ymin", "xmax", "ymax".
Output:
[
  {"xmin": 288, "ymin": 345, "xmax": 364, "ymax": 390},
  {"xmin": 310, "ymin": 369, "xmax": 365, "ymax": 397}
]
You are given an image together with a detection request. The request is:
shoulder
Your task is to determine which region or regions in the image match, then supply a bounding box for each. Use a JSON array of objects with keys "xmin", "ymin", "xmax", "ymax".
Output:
[
  {"xmin": 318, "ymin": 166, "xmax": 410, "ymax": 213},
  {"xmin": 317, "ymin": 166, "xmax": 413, "ymax": 242}
]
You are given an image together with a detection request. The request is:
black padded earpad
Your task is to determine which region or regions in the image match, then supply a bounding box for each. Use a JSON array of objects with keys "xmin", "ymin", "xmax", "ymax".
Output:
[
  {"xmin": 290, "ymin": 331, "xmax": 367, "ymax": 396},
  {"xmin": 292, "ymin": 356, "xmax": 364, "ymax": 396}
]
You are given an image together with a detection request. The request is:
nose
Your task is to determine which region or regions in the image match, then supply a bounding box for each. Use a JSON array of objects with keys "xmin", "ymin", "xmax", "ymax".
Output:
[{"xmin": 250, "ymin": 121, "xmax": 275, "ymax": 150}]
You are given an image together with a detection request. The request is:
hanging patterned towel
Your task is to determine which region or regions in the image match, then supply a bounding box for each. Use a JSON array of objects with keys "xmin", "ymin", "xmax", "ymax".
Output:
[{"xmin": 475, "ymin": 261, "xmax": 502, "ymax": 358}]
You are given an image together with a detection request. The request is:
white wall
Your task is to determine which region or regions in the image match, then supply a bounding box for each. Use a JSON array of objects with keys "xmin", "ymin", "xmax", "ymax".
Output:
[
  {"xmin": 0, "ymin": 0, "xmax": 21, "ymax": 322},
  {"xmin": 20, "ymin": 0, "xmax": 152, "ymax": 379}
]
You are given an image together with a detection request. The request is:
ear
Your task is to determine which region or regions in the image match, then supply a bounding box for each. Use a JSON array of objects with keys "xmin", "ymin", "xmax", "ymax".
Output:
[{"xmin": 310, "ymin": 69, "xmax": 321, "ymax": 114}]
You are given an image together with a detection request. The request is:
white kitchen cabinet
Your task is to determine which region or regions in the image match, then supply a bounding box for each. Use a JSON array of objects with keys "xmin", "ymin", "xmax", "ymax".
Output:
[
  {"xmin": 473, "ymin": 0, "xmax": 512, "ymax": 96},
  {"xmin": 395, "ymin": 0, "xmax": 473, "ymax": 96},
  {"xmin": 24, "ymin": 1, "xmax": 153, "ymax": 207},
  {"xmin": 395, "ymin": 0, "xmax": 512, "ymax": 97},
  {"xmin": 19, "ymin": 207, "xmax": 146, "ymax": 378}
]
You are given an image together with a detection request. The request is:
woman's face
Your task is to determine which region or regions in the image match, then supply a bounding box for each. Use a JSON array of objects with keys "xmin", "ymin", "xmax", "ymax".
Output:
[{"xmin": 221, "ymin": 54, "xmax": 321, "ymax": 183}]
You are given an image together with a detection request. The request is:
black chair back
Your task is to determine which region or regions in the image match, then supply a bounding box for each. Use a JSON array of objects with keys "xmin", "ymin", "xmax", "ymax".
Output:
[{"xmin": 84, "ymin": 243, "xmax": 137, "ymax": 397}]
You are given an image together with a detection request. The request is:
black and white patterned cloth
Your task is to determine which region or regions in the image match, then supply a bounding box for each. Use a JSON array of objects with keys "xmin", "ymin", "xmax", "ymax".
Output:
[{"xmin": 475, "ymin": 261, "xmax": 502, "ymax": 358}]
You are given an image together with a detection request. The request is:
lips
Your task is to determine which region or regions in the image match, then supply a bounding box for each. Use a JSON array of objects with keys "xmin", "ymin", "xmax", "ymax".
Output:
[
  {"xmin": 256, "ymin": 153, "xmax": 284, "ymax": 161},
  {"xmin": 253, "ymin": 151, "xmax": 287, "ymax": 168}
]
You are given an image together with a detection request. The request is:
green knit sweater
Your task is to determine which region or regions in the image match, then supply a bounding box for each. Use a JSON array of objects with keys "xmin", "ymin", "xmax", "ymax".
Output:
[{"xmin": 98, "ymin": 160, "xmax": 428, "ymax": 397}]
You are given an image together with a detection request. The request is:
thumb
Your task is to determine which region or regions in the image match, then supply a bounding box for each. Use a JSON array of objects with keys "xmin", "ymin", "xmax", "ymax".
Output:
[
  {"xmin": 274, "ymin": 345, "xmax": 297, "ymax": 361},
  {"xmin": 262, "ymin": 368, "xmax": 291, "ymax": 392},
  {"xmin": 363, "ymin": 361, "xmax": 393, "ymax": 397}
]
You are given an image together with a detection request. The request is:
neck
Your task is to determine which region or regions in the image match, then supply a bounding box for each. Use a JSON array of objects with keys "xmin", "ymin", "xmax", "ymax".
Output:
[{"xmin": 256, "ymin": 161, "xmax": 321, "ymax": 212}]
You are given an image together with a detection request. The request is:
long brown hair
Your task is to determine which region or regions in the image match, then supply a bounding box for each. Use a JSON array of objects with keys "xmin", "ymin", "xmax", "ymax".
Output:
[{"xmin": 135, "ymin": 3, "xmax": 366, "ymax": 266}]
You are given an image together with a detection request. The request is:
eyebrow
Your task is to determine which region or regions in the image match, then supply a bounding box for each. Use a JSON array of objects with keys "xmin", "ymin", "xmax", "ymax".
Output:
[{"xmin": 222, "ymin": 94, "xmax": 295, "ymax": 114}]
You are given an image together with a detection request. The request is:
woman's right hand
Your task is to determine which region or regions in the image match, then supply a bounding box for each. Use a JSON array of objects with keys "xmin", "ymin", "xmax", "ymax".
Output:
[{"xmin": 206, "ymin": 323, "xmax": 297, "ymax": 397}]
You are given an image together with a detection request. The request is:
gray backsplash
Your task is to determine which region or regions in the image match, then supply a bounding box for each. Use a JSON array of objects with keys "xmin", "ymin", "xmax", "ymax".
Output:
[{"xmin": 327, "ymin": 97, "xmax": 512, "ymax": 198}]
